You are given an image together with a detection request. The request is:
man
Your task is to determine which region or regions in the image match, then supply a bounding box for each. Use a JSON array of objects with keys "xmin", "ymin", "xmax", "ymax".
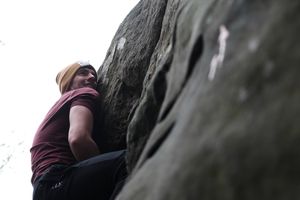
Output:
[{"xmin": 30, "ymin": 61, "xmax": 127, "ymax": 200}]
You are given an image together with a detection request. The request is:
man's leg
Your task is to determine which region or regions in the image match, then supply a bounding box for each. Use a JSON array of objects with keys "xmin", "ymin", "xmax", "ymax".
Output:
[{"xmin": 63, "ymin": 150, "xmax": 127, "ymax": 200}]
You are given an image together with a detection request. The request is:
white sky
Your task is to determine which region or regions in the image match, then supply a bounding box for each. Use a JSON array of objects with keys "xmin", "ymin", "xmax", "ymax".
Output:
[{"xmin": 0, "ymin": 0, "xmax": 139, "ymax": 199}]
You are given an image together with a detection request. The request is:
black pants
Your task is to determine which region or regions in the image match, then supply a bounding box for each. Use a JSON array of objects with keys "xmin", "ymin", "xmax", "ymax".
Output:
[{"xmin": 33, "ymin": 150, "xmax": 127, "ymax": 200}]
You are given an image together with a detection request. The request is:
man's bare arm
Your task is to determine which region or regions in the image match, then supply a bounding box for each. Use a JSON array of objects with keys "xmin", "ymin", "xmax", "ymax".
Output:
[{"xmin": 68, "ymin": 105, "xmax": 100, "ymax": 161}]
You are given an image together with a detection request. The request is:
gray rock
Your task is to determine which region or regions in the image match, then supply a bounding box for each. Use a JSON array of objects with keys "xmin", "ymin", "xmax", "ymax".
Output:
[
  {"xmin": 97, "ymin": 0, "xmax": 300, "ymax": 199},
  {"xmin": 96, "ymin": 0, "xmax": 168, "ymax": 152}
]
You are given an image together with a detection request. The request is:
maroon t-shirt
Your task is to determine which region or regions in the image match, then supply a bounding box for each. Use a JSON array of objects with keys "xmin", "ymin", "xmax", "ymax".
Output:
[{"xmin": 30, "ymin": 87, "xmax": 99, "ymax": 184}]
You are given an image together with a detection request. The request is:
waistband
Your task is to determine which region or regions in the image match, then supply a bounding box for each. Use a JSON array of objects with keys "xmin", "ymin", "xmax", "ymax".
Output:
[{"xmin": 33, "ymin": 164, "xmax": 68, "ymax": 187}]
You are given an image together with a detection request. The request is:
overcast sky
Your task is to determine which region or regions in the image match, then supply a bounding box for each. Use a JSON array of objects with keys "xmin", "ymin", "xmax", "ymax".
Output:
[{"xmin": 0, "ymin": 0, "xmax": 139, "ymax": 199}]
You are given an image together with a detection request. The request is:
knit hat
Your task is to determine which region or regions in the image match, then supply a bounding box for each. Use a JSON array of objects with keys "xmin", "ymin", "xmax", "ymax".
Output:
[{"xmin": 56, "ymin": 61, "xmax": 96, "ymax": 94}]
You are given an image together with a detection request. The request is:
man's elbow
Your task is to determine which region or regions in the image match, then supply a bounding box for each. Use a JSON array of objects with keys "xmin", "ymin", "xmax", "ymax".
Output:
[
  {"xmin": 68, "ymin": 130, "xmax": 88, "ymax": 147},
  {"xmin": 68, "ymin": 135, "xmax": 80, "ymax": 148},
  {"xmin": 68, "ymin": 130, "xmax": 100, "ymax": 161}
]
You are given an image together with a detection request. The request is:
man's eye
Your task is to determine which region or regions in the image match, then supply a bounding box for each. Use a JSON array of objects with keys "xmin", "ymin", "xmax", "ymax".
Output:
[{"xmin": 78, "ymin": 70, "xmax": 89, "ymax": 75}]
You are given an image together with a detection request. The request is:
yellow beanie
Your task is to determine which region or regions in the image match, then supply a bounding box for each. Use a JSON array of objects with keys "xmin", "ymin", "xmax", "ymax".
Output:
[{"xmin": 56, "ymin": 62, "xmax": 81, "ymax": 94}]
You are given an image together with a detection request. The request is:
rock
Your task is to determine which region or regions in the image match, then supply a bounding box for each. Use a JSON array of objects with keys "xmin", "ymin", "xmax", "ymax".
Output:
[
  {"xmin": 96, "ymin": 0, "xmax": 168, "ymax": 152},
  {"xmin": 97, "ymin": 0, "xmax": 300, "ymax": 199}
]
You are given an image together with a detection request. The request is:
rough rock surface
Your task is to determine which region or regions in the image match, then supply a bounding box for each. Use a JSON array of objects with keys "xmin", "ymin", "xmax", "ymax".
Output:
[
  {"xmin": 96, "ymin": 0, "xmax": 300, "ymax": 199},
  {"xmin": 96, "ymin": 0, "xmax": 168, "ymax": 152}
]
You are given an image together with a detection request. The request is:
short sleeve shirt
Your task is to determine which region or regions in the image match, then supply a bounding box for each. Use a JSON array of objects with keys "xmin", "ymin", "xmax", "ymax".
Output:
[{"xmin": 30, "ymin": 87, "xmax": 99, "ymax": 184}]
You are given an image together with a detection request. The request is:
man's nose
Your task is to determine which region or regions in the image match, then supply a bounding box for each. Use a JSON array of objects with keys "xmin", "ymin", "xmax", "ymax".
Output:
[{"xmin": 87, "ymin": 73, "xmax": 96, "ymax": 81}]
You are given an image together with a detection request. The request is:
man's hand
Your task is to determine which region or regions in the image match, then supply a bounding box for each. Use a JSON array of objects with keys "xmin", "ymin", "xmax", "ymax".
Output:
[{"xmin": 68, "ymin": 105, "xmax": 100, "ymax": 161}]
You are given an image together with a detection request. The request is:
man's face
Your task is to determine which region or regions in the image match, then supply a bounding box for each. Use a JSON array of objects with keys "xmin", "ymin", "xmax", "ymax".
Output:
[{"xmin": 69, "ymin": 67, "xmax": 97, "ymax": 90}]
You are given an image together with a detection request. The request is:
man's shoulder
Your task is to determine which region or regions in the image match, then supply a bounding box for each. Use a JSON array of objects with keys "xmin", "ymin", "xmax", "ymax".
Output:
[
  {"xmin": 61, "ymin": 87, "xmax": 99, "ymax": 102},
  {"xmin": 73, "ymin": 87, "xmax": 99, "ymax": 96},
  {"xmin": 64, "ymin": 87, "xmax": 99, "ymax": 97}
]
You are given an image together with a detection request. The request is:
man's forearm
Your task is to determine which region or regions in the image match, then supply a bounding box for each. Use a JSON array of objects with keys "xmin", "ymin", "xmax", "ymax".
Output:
[{"xmin": 69, "ymin": 136, "xmax": 100, "ymax": 161}]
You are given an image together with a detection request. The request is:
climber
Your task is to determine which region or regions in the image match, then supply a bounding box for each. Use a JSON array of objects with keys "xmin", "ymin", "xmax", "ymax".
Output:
[{"xmin": 30, "ymin": 61, "xmax": 127, "ymax": 200}]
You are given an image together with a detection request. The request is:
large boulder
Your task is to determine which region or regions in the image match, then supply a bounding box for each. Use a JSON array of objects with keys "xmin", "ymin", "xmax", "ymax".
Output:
[
  {"xmin": 96, "ymin": 0, "xmax": 168, "ymax": 152},
  {"xmin": 97, "ymin": 0, "xmax": 300, "ymax": 199}
]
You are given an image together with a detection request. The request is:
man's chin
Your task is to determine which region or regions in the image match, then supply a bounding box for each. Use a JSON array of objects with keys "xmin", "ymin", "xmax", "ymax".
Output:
[{"xmin": 85, "ymin": 84, "xmax": 97, "ymax": 89}]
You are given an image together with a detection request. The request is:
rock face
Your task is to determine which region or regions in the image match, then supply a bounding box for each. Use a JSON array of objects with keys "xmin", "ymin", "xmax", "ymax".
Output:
[
  {"xmin": 97, "ymin": 0, "xmax": 300, "ymax": 199},
  {"xmin": 96, "ymin": 0, "xmax": 168, "ymax": 152}
]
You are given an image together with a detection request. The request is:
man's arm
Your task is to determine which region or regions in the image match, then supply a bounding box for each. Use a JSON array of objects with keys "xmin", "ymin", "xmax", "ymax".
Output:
[{"xmin": 68, "ymin": 105, "xmax": 100, "ymax": 161}]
